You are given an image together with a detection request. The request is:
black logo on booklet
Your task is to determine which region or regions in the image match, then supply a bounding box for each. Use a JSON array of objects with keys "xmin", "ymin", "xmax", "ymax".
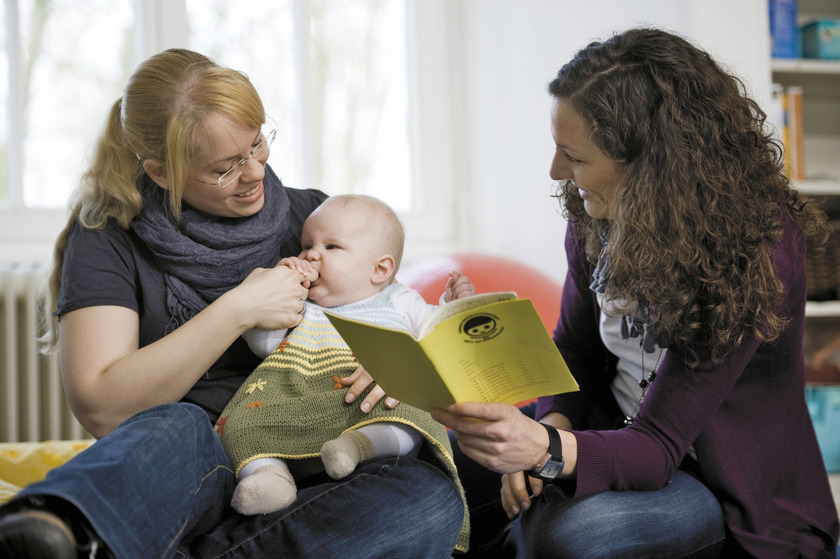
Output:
[{"xmin": 460, "ymin": 313, "xmax": 503, "ymax": 343}]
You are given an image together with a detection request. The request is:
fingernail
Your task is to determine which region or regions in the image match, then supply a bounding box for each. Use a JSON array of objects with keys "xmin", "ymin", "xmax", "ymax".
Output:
[
  {"xmin": 386, "ymin": 398, "xmax": 397, "ymax": 408},
  {"xmin": 345, "ymin": 393, "xmax": 356, "ymax": 403},
  {"xmin": 361, "ymin": 402, "xmax": 371, "ymax": 413}
]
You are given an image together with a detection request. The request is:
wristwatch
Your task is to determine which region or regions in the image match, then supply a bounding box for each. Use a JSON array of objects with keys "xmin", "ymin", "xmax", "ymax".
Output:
[{"xmin": 528, "ymin": 423, "xmax": 565, "ymax": 480}]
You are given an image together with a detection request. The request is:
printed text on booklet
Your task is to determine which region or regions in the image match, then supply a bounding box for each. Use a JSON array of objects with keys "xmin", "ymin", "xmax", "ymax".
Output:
[{"xmin": 326, "ymin": 292, "xmax": 579, "ymax": 412}]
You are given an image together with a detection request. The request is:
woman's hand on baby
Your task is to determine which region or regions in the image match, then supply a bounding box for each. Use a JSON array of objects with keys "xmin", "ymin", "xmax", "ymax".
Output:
[
  {"xmin": 234, "ymin": 265, "xmax": 310, "ymax": 330},
  {"xmin": 444, "ymin": 270, "xmax": 476, "ymax": 302},
  {"xmin": 279, "ymin": 256, "xmax": 319, "ymax": 286},
  {"xmin": 340, "ymin": 365, "xmax": 399, "ymax": 412}
]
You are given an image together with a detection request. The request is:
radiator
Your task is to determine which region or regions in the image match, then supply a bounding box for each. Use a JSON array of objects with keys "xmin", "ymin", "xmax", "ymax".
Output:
[{"xmin": 0, "ymin": 262, "xmax": 89, "ymax": 442}]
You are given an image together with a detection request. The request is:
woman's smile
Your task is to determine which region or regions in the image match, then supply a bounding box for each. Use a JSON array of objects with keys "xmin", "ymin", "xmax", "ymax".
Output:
[
  {"xmin": 235, "ymin": 182, "xmax": 263, "ymax": 201},
  {"xmin": 549, "ymin": 98, "xmax": 626, "ymax": 220}
]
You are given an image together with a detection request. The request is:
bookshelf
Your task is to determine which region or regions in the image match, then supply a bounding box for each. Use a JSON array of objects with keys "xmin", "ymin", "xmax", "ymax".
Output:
[
  {"xmin": 772, "ymin": 58, "xmax": 840, "ymax": 75},
  {"xmin": 772, "ymin": 57, "xmax": 840, "ymax": 191},
  {"xmin": 771, "ymin": 0, "xmax": 840, "ymax": 325},
  {"xmin": 771, "ymin": 1, "xmax": 840, "ymax": 503},
  {"xmin": 770, "ymin": 0, "xmax": 840, "ymax": 189},
  {"xmin": 806, "ymin": 301, "xmax": 840, "ymax": 318}
]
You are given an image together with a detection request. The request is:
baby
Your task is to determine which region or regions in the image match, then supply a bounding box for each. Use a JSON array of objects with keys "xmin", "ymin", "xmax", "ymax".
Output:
[{"xmin": 216, "ymin": 194, "xmax": 475, "ymax": 522}]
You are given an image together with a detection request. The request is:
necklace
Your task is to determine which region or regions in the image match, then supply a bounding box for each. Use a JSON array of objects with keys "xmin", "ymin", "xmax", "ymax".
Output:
[{"xmin": 624, "ymin": 346, "xmax": 664, "ymax": 426}]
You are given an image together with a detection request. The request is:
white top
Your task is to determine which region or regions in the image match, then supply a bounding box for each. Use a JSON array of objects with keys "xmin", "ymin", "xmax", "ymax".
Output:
[
  {"xmin": 598, "ymin": 294, "xmax": 696, "ymax": 459},
  {"xmin": 597, "ymin": 295, "xmax": 651, "ymax": 419},
  {"xmin": 243, "ymin": 283, "xmax": 436, "ymax": 358}
]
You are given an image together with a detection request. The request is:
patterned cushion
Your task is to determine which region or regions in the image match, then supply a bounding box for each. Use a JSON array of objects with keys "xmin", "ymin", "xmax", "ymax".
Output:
[{"xmin": 0, "ymin": 440, "xmax": 93, "ymax": 505}]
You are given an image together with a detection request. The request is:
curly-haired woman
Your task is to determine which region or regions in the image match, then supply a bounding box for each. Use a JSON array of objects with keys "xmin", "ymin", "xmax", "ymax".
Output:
[{"xmin": 435, "ymin": 28, "xmax": 839, "ymax": 558}]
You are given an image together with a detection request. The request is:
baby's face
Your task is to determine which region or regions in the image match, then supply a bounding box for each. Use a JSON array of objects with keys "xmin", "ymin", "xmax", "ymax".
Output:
[{"xmin": 298, "ymin": 202, "xmax": 384, "ymax": 307}]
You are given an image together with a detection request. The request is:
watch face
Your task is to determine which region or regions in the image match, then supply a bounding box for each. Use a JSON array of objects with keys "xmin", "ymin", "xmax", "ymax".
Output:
[{"xmin": 540, "ymin": 460, "xmax": 563, "ymax": 479}]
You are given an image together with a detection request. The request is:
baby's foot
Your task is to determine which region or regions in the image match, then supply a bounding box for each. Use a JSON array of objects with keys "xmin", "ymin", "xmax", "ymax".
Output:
[
  {"xmin": 231, "ymin": 465, "xmax": 297, "ymax": 515},
  {"xmin": 320, "ymin": 430, "xmax": 375, "ymax": 479}
]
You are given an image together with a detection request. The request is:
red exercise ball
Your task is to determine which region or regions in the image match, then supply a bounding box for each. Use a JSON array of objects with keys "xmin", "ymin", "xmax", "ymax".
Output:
[{"xmin": 397, "ymin": 253, "xmax": 563, "ymax": 333}]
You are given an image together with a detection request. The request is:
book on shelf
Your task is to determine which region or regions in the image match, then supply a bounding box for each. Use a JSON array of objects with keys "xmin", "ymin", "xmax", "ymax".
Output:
[
  {"xmin": 773, "ymin": 83, "xmax": 806, "ymax": 182},
  {"xmin": 325, "ymin": 292, "xmax": 579, "ymax": 412},
  {"xmin": 787, "ymin": 86, "xmax": 806, "ymax": 182},
  {"xmin": 771, "ymin": 84, "xmax": 790, "ymax": 174},
  {"xmin": 768, "ymin": 0, "xmax": 799, "ymax": 59}
]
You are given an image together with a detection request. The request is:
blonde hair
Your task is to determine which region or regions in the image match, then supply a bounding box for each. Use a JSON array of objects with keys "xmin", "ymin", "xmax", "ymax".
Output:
[{"xmin": 42, "ymin": 49, "xmax": 266, "ymax": 350}]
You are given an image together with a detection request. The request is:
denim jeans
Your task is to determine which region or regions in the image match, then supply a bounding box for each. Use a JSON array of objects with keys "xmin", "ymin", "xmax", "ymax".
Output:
[
  {"xmin": 507, "ymin": 469, "xmax": 725, "ymax": 558},
  {"xmin": 452, "ymin": 421, "xmax": 725, "ymax": 558},
  {"xmin": 10, "ymin": 403, "xmax": 464, "ymax": 558}
]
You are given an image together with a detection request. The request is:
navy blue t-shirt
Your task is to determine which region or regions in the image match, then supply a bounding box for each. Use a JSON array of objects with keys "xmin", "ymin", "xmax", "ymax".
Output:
[{"xmin": 56, "ymin": 185, "xmax": 328, "ymax": 422}]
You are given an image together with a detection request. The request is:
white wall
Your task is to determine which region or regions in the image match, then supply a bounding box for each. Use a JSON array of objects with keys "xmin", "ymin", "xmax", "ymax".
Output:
[
  {"xmin": 2, "ymin": 0, "xmax": 772, "ymax": 287},
  {"xmin": 431, "ymin": 0, "xmax": 770, "ymax": 284}
]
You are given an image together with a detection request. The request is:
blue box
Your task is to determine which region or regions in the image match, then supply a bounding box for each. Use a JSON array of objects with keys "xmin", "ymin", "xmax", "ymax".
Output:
[
  {"xmin": 802, "ymin": 20, "xmax": 840, "ymax": 60},
  {"xmin": 806, "ymin": 384, "xmax": 840, "ymax": 473},
  {"xmin": 769, "ymin": 0, "xmax": 800, "ymax": 58}
]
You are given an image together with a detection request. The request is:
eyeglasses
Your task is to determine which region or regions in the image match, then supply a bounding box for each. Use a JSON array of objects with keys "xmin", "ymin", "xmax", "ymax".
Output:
[{"xmin": 191, "ymin": 119, "xmax": 277, "ymax": 188}]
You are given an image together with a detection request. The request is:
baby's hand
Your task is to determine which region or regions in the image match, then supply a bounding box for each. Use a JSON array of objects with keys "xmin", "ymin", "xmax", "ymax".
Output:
[
  {"xmin": 279, "ymin": 257, "xmax": 319, "ymax": 285},
  {"xmin": 445, "ymin": 270, "xmax": 476, "ymax": 302}
]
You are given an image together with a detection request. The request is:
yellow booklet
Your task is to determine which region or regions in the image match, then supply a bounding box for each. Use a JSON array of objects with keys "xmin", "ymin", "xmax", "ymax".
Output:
[{"xmin": 325, "ymin": 292, "xmax": 579, "ymax": 412}]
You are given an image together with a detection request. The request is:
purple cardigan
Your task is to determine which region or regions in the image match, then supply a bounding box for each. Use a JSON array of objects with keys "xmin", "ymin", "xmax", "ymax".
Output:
[{"xmin": 536, "ymin": 216, "xmax": 839, "ymax": 557}]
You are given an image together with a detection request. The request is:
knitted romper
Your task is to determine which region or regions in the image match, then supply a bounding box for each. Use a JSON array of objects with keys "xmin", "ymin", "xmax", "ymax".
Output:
[{"xmin": 216, "ymin": 284, "xmax": 469, "ymax": 551}]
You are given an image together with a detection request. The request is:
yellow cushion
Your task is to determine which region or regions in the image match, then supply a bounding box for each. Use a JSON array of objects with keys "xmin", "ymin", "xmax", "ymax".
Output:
[{"xmin": 0, "ymin": 440, "xmax": 93, "ymax": 505}]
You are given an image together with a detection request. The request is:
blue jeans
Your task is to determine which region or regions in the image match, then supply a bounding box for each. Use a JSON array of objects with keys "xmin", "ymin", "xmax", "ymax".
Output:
[
  {"xmin": 452, "ymin": 423, "xmax": 725, "ymax": 558},
  {"xmin": 9, "ymin": 403, "xmax": 464, "ymax": 558},
  {"xmin": 507, "ymin": 469, "xmax": 725, "ymax": 558}
]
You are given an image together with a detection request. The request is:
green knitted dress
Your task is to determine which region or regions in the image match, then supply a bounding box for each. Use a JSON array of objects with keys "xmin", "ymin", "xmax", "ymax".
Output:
[{"xmin": 216, "ymin": 284, "xmax": 469, "ymax": 552}]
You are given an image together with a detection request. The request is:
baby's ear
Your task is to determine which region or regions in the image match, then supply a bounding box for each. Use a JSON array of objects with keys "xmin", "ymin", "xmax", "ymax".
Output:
[{"xmin": 371, "ymin": 254, "xmax": 395, "ymax": 285}]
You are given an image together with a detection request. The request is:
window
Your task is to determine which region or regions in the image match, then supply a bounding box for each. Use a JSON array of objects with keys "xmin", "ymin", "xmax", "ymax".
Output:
[
  {"xmin": 2, "ymin": 0, "xmax": 457, "ymax": 262},
  {"xmin": 185, "ymin": 0, "xmax": 413, "ymax": 211},
  {"xmin": 2, "ymin": 0, "xmax": 134, "ymax": 208}
]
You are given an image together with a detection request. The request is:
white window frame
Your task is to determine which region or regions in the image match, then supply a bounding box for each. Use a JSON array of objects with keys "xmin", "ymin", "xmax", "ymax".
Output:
[{"xmin": 0, "ymin": 0, "xmax": 465, "ymax": 263}]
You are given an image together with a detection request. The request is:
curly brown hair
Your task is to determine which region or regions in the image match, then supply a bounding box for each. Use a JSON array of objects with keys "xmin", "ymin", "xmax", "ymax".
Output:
[{"xmin": 549, "ymin": 28, "xmax": 830, "ymax": 362}]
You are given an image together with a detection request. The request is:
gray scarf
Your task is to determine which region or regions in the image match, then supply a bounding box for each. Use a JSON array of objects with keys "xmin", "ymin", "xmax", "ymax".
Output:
[{"xmin": 132, "ymin": 165, "xmax": 291, "ymax": 333}]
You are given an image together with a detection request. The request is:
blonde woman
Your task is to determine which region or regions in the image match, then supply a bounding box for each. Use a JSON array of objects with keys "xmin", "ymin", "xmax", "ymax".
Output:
[{"xmin": 0, "ymin": 49, "xmax": 464, "ymax": 558}]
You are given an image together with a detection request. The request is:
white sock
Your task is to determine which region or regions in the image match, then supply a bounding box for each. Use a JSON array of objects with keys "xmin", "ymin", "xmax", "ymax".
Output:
[
  {"xmin": 232, "ymin": 459, "xmax": 297, "ymax": 515},
  {"xmin": 320, "ymin": 422, "xmax": 423, "ymax": 479}
]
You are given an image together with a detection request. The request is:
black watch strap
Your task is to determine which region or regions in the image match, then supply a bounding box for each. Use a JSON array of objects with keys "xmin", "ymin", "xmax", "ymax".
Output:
[{"xmin": 528, "ymin": 423, "xmax": 564, "ymax": 480}]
